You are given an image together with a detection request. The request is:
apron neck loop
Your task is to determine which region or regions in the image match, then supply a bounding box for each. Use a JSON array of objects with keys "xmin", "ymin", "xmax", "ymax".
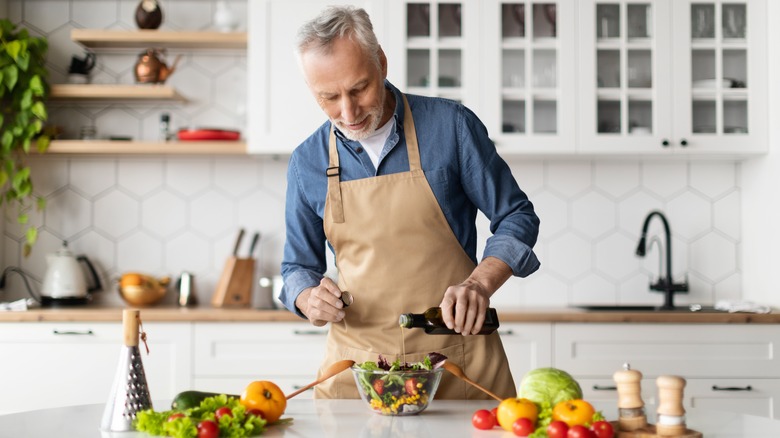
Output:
[{"xmin": 327, "ymin": 126, "xmax": 345, "ymax": 223}]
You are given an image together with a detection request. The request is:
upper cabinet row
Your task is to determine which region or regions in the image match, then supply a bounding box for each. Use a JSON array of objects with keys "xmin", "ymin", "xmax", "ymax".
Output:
[{"xmin": 248, "ymin": 0, "xmax": 767, "ymax": 157}]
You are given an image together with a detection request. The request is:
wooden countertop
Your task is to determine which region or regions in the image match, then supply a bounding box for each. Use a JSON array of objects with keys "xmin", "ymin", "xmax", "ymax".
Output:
[{"xmin": 1, "ymin": 305, "xmax": 779, "ymax": 323}]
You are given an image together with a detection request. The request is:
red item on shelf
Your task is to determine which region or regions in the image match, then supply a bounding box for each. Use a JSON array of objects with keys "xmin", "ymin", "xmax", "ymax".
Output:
[{"xmin": 177, "ymin": 129, "xmax": 241, "ymax": 141}]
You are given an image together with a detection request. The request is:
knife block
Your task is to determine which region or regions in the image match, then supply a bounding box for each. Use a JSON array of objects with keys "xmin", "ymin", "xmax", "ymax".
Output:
[{"xmin": 211, "ymin": 256, "xmax": 254, "ymax": 307}]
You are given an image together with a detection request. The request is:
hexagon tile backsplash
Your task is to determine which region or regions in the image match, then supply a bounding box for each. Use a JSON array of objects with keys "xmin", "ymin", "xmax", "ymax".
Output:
[
  {"xmin": 2, "ymin": 155, "xmax": 742, "ymax": 309},
  {"xmin": 1, "ymin": 1, "xmax": 742, "ymax": 309}
]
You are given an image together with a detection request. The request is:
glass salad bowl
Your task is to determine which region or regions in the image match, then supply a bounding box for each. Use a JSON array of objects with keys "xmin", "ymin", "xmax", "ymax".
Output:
[{"xmin": 351, "ymin": 354, "xmax": 446, "ymax": 416}]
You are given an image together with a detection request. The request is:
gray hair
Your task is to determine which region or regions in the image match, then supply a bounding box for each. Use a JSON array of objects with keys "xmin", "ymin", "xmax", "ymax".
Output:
[{"xmin": 295, "ymin": 5, "xmax": 381, "ymax": 68}]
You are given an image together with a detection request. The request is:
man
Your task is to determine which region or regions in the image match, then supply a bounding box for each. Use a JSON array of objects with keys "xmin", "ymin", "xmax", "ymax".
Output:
[{"xmin": 281, "ymin": 5, "xmax": 540, "ymax": 399}]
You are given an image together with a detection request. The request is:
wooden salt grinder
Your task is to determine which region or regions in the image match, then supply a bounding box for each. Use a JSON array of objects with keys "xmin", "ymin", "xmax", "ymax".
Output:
[
  {"xmin": 613, "ymin": 363, "xmax": 647, "ymax": 431},
  {"xmin": 656, "ymin": 375, "xmax": 687, "ymax": 436}
]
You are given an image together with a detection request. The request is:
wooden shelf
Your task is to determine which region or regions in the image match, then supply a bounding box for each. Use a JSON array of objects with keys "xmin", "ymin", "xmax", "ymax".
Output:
[
  {"xmin": 49, "ymin": 84, "xmax": 186, "ymax": 102},
  {"xmin": 71, "ymin": 29, "xmax": 247, "ymax": 50},
  {"xmin": 44, "ymin": 140, "xmax": 246, "ymax": 155}
]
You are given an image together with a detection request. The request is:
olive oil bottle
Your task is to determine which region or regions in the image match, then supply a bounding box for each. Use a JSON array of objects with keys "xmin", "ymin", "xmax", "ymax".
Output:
[{"xmin": 398, "ymin": 307, "xmax": 500, "ymax": 335}]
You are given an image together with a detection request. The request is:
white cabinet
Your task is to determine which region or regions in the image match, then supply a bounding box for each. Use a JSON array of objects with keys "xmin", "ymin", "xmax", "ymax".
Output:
[
  {"xmin": 383, "ymin": 0, "xmax": 577, "ymax": 154},
  {"xmin": 0, "ymin": 322, "xmax": 191, "ymax": 415},
  {"xmin": 578, "ymin": 0, "xmax": 767, "ymax": 155},
  {"xmin": 246, "ymin": 0, "xmax": 380, "ymax": 153},
  {"xmin": 499, "ymin": 323, "xmax": 553, "ymax": 385},
  {"xmin": 479, "ymin": 0, "xmax": 578, "ymax": 154},
  {"xmin": 553, "ymin": 323, "xmax": 780, "ymax": 418},
  {"xmin": 192, "ymin": 322, "xmax": 329, "ymax": 398}
]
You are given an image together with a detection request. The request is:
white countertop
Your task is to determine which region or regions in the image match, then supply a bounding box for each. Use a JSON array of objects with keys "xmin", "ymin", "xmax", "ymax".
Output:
[{"xmin": 2, "ymin": 399, "xmax": 780, "ymax": 437}]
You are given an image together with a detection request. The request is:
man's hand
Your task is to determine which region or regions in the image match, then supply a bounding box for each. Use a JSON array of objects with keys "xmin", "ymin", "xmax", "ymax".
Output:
[
  {"xmin": 295, "ymin": 277, "xmax": 345, "ymax": 327},
  {"xmin": 440, "ymin": 257, "xmax": 512, "ymax": 335}
]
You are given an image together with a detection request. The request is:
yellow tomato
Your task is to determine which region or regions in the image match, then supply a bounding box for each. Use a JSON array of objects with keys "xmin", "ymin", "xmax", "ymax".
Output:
[
  {"xmin": 552, "ymin": 399, "xmax": 596, "ymax": 427},
  {"xmin": 496, "ymin": 397, "xmax": 539, "ymax": 432},
  {"xmin": 240, "ymin": 380, "xmax": 287, "ymax": 423}
]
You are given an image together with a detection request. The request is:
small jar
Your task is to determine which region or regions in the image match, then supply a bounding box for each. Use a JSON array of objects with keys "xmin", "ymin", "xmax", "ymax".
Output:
[
  {"xmin": 80, "ymin": 125, "xmax": 97, "ymax": 140},
  {"xmin": 159, "ymin": 113, "xmax": 171, "ymax": 141}
]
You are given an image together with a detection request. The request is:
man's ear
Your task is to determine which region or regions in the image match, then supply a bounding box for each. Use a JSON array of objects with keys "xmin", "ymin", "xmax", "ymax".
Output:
[{"xmin": 379, "ymin": 46, "xmax": 388, "ymax": 78}]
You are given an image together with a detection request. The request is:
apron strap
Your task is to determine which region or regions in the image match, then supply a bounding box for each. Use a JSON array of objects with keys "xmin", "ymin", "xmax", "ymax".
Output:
[
  {"xmin": 326, "ymin": 93, "xmax": 422, "ymax": 224},
  {"xmin": 327, "ymin": 127, "xmax": 345, "ymax": 223},
  {"xmin": 401, "ymin": 94, "xmax": 422, "ymax": 172}
]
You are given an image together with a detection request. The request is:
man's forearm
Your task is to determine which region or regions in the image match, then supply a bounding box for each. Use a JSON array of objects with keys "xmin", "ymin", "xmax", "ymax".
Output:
[{"xmin": 466, "ymin": 256, "xmax": 513, "ymax": 298}]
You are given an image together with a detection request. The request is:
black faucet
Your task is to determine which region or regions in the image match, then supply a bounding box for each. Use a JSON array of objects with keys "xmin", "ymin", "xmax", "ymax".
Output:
[{"xmin": 635, "ymin": 210, "xmax": 689, "ymax": 310}]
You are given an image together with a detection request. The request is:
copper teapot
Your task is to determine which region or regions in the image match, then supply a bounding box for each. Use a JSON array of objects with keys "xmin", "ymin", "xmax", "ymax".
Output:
[{"xmin": 134, "ymin": 49, "xmax": 181, "ymax": 84}]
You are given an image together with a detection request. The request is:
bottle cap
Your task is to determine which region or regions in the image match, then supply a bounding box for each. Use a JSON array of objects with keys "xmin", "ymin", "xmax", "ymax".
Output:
[{"xmin": 399, "ymin": 313, "xmax": 412, "ymax": 328}]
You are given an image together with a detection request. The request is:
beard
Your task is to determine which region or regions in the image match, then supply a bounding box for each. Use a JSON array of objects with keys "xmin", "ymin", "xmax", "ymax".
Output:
[{"xmin": 334, "ymin": 92, "xmax": 386, "ymax": 141}]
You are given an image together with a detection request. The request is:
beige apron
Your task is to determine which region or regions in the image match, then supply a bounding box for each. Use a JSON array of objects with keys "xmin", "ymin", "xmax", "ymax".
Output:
[{"xmin": 315, "ymin": 94, "xmax": 515, "ymax": 399}]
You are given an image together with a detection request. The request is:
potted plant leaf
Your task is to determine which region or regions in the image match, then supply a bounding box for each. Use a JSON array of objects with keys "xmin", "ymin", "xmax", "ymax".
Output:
[{"xmin": 0, "ymin": 19, "xmax": 50, "ymax": 256}]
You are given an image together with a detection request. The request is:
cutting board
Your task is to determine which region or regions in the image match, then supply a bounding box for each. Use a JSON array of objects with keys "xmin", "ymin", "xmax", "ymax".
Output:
[{"xmin": 613, "ymin": 422, "xmax": 703, "ymax": 438}]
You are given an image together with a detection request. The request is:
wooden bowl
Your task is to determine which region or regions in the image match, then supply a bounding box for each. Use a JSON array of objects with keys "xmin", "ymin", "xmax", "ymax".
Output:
[{"xmin": 118, "ymin": 284, "xmax": 167, "ymax": 306}]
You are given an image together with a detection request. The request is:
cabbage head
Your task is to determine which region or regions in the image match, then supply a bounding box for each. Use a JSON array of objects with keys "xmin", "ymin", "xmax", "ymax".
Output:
[{"xmin": 517, "ymin": 367, "xmax": 583, "ymax": 406}]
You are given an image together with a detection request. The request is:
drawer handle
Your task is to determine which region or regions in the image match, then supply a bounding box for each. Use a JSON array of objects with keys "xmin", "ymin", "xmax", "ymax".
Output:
[
  {"xmin": 497, "ymin": 329, "xmax": 515, "ymax": 336},
  {"xmin": 712, "ymin": 385, "xmax": 753, "ymax": 392},
  {"xmin": 53, "ymin": 329, "xmax": 94, "ymax": 336},
  {"xmin": 291, "ymin": 385, "xmax": 314, "ymax": 391},
  {"xmin": 293, "ymin": 330, "xmax": 328, "ymax": 336},
  {"xmin": 592, "ymin": 385, "xmax": 617, "ymax": 391}
]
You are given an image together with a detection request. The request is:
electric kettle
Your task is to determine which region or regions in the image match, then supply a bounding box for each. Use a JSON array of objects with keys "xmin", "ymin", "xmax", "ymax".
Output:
[{"xmin": 40, "ymin": 241, "xmax": 102, "ymax": 306}]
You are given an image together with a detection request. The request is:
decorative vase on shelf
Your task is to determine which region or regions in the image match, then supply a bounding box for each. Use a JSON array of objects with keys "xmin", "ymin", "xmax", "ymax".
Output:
[
  {"xmin": 135, "ymin": 0, "xmax": 163, "ymax": 30},
  {"xmin": 214, "ymin": 0, "xmax": 238, "ymax": 32}
]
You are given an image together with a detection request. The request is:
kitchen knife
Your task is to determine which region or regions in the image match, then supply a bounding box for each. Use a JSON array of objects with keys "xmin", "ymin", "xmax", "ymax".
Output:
[
  {"xmin": 248, "ymin": 232, "xmax": 261, "ymax": 258},
  {"xmin": 232, "ymin": 228, "xmax": 245, "ymax": 257}
]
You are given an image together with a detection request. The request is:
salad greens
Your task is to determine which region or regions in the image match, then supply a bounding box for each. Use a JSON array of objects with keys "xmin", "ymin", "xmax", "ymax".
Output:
[{"xmin": 134, "ymin": 394, "xmax": 269, "ymax": 438}]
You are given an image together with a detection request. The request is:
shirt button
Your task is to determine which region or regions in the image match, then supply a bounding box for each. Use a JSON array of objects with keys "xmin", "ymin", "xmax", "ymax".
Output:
[{"xmin": 355, "ymin": 147, "xmax": 364, "ymax": 153}]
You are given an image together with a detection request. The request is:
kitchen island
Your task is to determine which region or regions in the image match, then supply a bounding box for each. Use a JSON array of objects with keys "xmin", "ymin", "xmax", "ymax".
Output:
[{"xmin": 1, "ymin": 399, "xmax": 779, "ymax": 437}]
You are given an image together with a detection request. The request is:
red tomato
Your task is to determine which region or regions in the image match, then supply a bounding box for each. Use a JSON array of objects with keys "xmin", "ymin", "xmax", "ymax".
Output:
[
  {"xmin": 547, "ymin": 420, "xmax": 569, "ymax": 438},
  {"xmin": 491, "ymin": 406, "xmax": 498, "ymax": 421},
  {"xmin": 197, "ymin": 420, "xmax": 219, "ymax": 438},
  {"xmin": 512, "ymin": 417, "xmax": 535, "ymax": 436},
  {"xmin": 590, "ymin": 420, "xmax": 615, "ymax": 438},
  {"xmin": 167, "ymin": 412, "xmax": 185, "ymax": 422},
  {"xmin": 568, "ymin": 424, "xmax": 596, "ymax": 438},
  {"xmin": 215, "ymin": 406, "xmax": 232, "ymax": 420},
  {"xmin": 471, "ymin": 409, "xmax": 496, "ymax": 430},
  {"xmin": 246, "ymin": 408, "xmax": 265, "ymax": 419}
]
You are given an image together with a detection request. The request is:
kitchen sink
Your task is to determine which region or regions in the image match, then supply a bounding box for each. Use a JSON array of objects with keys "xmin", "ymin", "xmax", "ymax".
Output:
[{"xmin": 574, "ymin": 304, "xmax": 724, "ymax": 313}]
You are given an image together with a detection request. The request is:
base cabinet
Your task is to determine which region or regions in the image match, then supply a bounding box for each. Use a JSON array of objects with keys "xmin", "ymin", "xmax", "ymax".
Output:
[
  {"xmin": 499, "ymin": 323, "xmax": 553, "ymax": 388},
  {"xmin": 2, "ymin": 320, "xmax": 779, "ymax": 419},
  {"xmin": 0, "ymin": 322, "xmax": 191, "ymax": 415},
  {"xmin": 553, "ymin": 323, "xmax": 780, "ymax": 419},
  {"xmin": 192, "ymin": 322, "xmax": 329, "ymax": 399}
]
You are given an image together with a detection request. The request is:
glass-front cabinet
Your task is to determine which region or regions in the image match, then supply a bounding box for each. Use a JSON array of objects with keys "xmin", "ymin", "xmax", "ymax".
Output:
[
  {"xmin": 387, "ymin": 1, "xmax": 479, "ymax": 108},
  {"xmin": 481, "ymin": 0, "xmax": 577, "ymax": 153},
  {"xmin": 578, "ymin": 0, "xmax": 766, "ymax": 154},
  {"xmin": 385, "ymin": 0, "xmax": 576, "ymax": 154}
]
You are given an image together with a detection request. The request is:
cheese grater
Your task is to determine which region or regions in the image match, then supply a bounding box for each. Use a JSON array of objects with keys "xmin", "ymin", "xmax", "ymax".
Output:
[{"xmin": 100, "ymin": 309, "xmax": 153, "ymax": 432}]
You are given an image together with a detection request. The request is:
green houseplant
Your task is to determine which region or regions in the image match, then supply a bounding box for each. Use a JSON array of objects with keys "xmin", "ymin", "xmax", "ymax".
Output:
[{"xmin": 0, "ymin": 19, "xmax": 50, "ymax": 256}]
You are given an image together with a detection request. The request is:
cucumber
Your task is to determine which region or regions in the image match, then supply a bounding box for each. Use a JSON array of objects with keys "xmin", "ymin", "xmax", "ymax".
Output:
[{"xmin": 170, "ymin": 390, "xmax": 240, "ymax": 410}]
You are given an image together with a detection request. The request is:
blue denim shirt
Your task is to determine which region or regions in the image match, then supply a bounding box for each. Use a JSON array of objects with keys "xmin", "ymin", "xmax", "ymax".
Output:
[{"xmin": 281, "ymin": 81, "xmax": 540, "ymax": 317}]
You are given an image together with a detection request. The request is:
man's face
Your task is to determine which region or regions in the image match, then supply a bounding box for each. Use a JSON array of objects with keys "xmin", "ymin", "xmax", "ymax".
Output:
[{"xmin": 300, "ymin": 37, "xmax": 389, "ymax": 141}]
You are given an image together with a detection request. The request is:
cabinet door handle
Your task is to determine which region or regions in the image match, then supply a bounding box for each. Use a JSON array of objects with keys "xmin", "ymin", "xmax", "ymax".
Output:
[
  {"xmin": 291, "ymin": 385, "xmax": 314, "ymax": 391},
  {"xmin": 680, "ymin": 139, "xmax": 688, "ymax": 147},
  {"xmin": 662, "ymin": 139, "xmax": 670, "ymax": 147},
  {"xmin": 497, "ymin": 329, "xmax": 515, "ymax": 336},
  {"xmin": 592, "ymin": 385, "xmax": 617, "ymax": 391},
  {"xmin": 712, "ymin": 385, "xmax": 753, "ymax": 392},
  {"xmin": 53, "ymin": 329, "xmax": 94, "ymax": 336},
  {"xmin": 293, "ymin": 330, "xmax": 328, "ymax": 336}
]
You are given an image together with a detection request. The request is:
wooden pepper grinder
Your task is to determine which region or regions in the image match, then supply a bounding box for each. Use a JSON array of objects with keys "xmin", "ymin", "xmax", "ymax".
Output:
[
  {"xmin": 656, "ymin": 375, "xmax": 688, "ymax": 436},
  {"xmin": 613, "ymin": 363, "xmax": 647, "ymax": 431}
]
